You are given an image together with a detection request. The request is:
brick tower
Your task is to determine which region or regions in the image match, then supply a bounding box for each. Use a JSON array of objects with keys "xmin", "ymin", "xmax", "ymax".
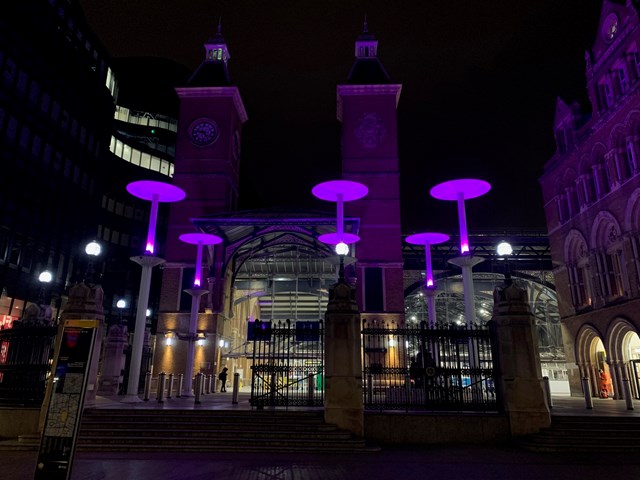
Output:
[
  {"xmin": 154, "ymin": 24, "xmax": 247, "ymax": 376},
  {"xmin": 337, "ymin": 22, "xmax": 405, "ymax": 324}
]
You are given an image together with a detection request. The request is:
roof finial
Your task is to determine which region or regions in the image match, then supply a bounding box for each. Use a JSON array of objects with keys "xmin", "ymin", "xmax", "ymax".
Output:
[
  {"xmin": 217, "ymin": 16, "xmax": 222, "ymax": 36},
  {"xmin": 363, "ymin": 13, "xmax": 368, "ymax": 33}
]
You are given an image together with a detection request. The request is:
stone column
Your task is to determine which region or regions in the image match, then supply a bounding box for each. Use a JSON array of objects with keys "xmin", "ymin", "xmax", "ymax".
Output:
[
  {"xmin": 324, "ymin": 264, "xmax": 364, "ymax": 437},
  {"xmin": 97, "ymin": 322, "xmax": 128, "ymax": 396},
  {"xmin": 490, "ymin": 277, "xmax": 550, "ymax": 436}
]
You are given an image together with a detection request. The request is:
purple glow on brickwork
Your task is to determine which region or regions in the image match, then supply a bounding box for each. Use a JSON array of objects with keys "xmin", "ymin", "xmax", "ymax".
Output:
[
  {"xmin": 312, "ymin": 180, "xmax": 367, "ymax": 246},
  {"xmin": 406, "ymin": 232, "xmax": 449, "ymax": 288},
  {"xmin": 179, "ymin": 233, "xmax": 222, "ymax": 288},
  {"xmin": 127, "ymin": 181, "xmax": 186, "ymax": 255},
  {"xmin": 430, "ymin": 179, "xmax": 490, "ymax": 255}
]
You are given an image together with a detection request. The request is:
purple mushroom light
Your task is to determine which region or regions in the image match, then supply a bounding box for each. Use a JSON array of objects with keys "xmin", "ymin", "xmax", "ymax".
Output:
[
  {"xmin": 312, "ymin": 180, "xmax": 368, "ymax": 256},
  {"xmin": 406, "ymin": 232, "xmax": 449, "ymax": 327},
  {"xmin": 430, "ymin": 179, "xmax": 490, "ymax": 328},
  {"xmin": 429, "ymin": 179, "xmax": 490, "ymax": 255},
  {"xmin": 179, "ymin": 232, "xmax": 222, "ymax": 396},
  {"xmin": 123, "ymin": 180, "xmax": 185, "ymax": 400}
]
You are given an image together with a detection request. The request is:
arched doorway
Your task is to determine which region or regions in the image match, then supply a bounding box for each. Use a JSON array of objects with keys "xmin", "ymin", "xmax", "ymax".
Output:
[
  {"xmin": 607, "ymin": 319, "xmax": 640, "ymax": 400},
  {"xmin": 576, "ymin": 325, "xmax": 611, "ymax": 398}
]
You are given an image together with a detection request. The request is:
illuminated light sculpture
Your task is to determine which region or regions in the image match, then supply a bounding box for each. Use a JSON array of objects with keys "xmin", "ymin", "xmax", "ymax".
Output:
[
  {"xmin": 179, "ymin": 232, "xmax": 222, "ymax": 396},
  {"xmin": 312, "ymin": 180, "xmax": 368, "ymax": 277},
  {"xmin": 126, "ymin": 180, "xmax": 186, "ymax": 254},
  {"xmin": 124, "ymin": 180, "xmax": 185, "ymax": 401},
  {"xmin": 312, "ymin": 180, "xmax": 368, "ymax": 248},
  {"xmin": 430, "ymin": 179, "xmax": 490, "ymax": 327},
  {"xmin": 429, "ymin": 179, "xmax": 490, "ymax": 255},
  {"xmin": 405, "ymin": 232, "xmax": 449, "ymax": 327}
]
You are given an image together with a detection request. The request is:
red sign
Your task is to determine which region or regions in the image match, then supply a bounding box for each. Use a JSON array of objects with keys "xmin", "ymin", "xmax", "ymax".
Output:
[{"xmin": 0, "ymin": 315, "xmax": 15, "ymax": 330}]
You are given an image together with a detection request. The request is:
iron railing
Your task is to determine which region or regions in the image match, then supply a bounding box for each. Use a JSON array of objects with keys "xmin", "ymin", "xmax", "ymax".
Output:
[
  {"xmin": 362, "ymin": 320, "xmax": 498, "ymax": 412},
  {"xmin": 250, "ymin": 319, "xmax": 324, "ymax": 407},
  {"xmin": 0, "ymin": 325, "xmax": 58, "ymax": 406}
]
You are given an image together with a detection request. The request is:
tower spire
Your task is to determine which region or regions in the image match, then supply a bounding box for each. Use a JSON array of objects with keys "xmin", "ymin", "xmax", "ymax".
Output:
[
  {"xmin": 363, "ymin": 14, "xmax": 368, "ymax": 33},
  {"xmin": 217, "ymin": 16, "xmax": 222, "ymax": 36}
]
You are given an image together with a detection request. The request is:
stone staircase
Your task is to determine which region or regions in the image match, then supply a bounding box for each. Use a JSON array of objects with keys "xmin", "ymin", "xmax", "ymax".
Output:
[
  {"xmin": 519, "ymin": 415, "xmax": 640, "ymax": 452},
  {"xmin": 77, "ymin": 408, "xmax": 376, "ymax": 453}
]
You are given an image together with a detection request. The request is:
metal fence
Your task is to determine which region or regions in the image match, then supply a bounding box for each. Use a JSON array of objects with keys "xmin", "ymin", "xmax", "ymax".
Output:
[
  {"xmin": 250, "ymin": 319, "xmax": 324, "ymax": 407},
  {"xmin": 362, "ymin": 320, "xmax": 498, "ymax": 412},
  {"xmin": 0, "ymin": 325, "xmax": 58, "ymax": 406}
]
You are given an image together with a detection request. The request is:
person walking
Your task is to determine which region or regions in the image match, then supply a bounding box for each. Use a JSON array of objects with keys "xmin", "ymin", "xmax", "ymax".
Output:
[{"xmin": 219, "ymin": 367, "xmax": 228, "ymax": 392}]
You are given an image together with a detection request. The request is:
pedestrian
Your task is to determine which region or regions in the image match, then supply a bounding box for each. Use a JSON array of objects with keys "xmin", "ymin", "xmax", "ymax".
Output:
[{"xmin": 219, "ymin": 367, "xmax": 228, "ymax": 392}]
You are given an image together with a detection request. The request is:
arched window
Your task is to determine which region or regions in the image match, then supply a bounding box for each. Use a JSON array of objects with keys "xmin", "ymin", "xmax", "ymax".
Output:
[
  {"xmin": 591, "ymin": 213, "xmax": 626, "ymax": 301},
  {"xmin": 564, "ymin": 230, "xmax": 592, "ymax": 309}
]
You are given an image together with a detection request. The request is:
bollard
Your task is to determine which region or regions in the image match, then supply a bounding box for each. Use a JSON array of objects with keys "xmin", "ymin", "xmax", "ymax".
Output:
[
  {"xmin": 205, "ymin": 375, "xmax": 212, "ymax": 394},
  {"xmin": 582, "ymin": 376, "xmax": 593, "ymax": 409},
  {"xmin": 212, "ymin": 373, "xmax": 218, "ymax": 393},
  {"xmin": 157, "ymin": 372, "xmax": 166, "ymax": 403},
  {"xmin": 623, "ymin": 379, "xmax": 635, "ymax": 410},
  {"xmin": 167, "ymin": 373, "xmax": 174, "ymax": 399},
  {"xmin": 232, "ymin": 372, "xmax": 240, "ymax": 404},
  {"xmin": 194, "ymin": 373, "xmax": 204, "ymax": 404},
  {"xmin": 542, "ymin": 376, "xmax": 553, "ymax": 409},
  {"xmin": 176, "ymin": 373, "xmax": 184, "ymax": 398},
  {"xmin": 143, "ymin": 371, "xmax": 152, "ymax": 401},
  {"xmin": 367, "ymin": 374, "xmax": 373, "ymax": 404},
  {"xmin": 307, "ymin": 374, "xmax": 315, "ymax": 405}
]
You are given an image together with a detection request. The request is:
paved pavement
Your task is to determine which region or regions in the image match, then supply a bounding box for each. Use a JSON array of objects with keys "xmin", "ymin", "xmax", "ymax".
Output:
[{"xmin": 4, "ymin": 394, "xmax": 640, "ymax": 480}]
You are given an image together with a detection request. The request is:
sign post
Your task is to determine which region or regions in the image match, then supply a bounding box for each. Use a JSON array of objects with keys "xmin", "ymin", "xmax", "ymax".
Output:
[{"xmin": 34, "ymin": 319, "xmax": 99, "ymax": 480}]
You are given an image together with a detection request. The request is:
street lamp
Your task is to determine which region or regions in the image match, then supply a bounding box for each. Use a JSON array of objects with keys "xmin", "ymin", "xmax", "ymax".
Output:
[
  {"xmin": 84, "ymin": 240, "xmax": 102, "ymax": 284},
  {"xmin": 497, "ymin": 241, "xmax": 513, "ymax": 281}
]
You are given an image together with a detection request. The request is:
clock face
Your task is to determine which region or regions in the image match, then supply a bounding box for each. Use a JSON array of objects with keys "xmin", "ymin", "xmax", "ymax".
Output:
[
  {"xmin": 603, "ymin": 13, "xmax": 619, "ymax": 42},
  {"xmin": 189, "ymin": 119, "xmax": 219, "ymax": 146}
]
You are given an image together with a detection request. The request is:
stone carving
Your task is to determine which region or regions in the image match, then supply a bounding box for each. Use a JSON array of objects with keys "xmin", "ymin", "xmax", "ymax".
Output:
[
  {"xmin": 492, "ymin": 275, "xmax": 531, "ymax": 315},
  {"xmin": 355, "ymin": 112, "xmax": 386, "ymax": 148}
]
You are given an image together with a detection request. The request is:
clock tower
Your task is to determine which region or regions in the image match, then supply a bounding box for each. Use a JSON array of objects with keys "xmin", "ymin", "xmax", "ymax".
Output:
[
  {"xmin": 167, "ymin": 23, "xmax": 247, "ymax": 263},
  {"xmin": 338, "ymin": 23, "xmax": 405, "ymax": 323},
  {"xmin": 155, "ymin": 23, "xmax": 247, "ymax": 379}
]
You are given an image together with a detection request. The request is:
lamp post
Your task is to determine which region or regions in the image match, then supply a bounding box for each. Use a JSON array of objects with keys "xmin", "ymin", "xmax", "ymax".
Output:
[
  {"xmin": 178, "ymin": 232, "xmax": 222, "ymax": 396},
  {"xmin": 405, "ymin": 232, "xmax": 449, "ymax": 327},
  {"xmin": 123, "ymin": 180, "xmax": 185, "ymax": 401},
  {"xmin": 497, "ymin": 240, "xmax": 513, "ymax": 280},
  {"xmin": 430, "ymin": 179, "xmax": 490, "ymax": 327}
]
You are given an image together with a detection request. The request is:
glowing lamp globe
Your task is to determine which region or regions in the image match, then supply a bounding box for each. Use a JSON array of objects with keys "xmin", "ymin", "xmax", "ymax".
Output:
[
  {"xmin": 497, "ymin": 242, "xmax": 513, "ymax": 256},
  {"xmin": 335, "ymin": 242, "xmax": 349, "ymax": 256},
  {"xmin": 85, "ymin": 240, "xmax": 101, "ymax": 257},
  {"xmin": 116, "ymin": 299, "xmax": 127, "ymax": 309},
  {"xmin": 38, "ymin": 271, "xmax": 53, "ymax": 283}
]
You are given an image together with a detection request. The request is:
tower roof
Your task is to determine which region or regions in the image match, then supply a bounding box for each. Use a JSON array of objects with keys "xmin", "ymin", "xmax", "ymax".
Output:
[
  {"xmin": 346, "ymin": 20, "xmax": 391, "ymax": 84},
  {"xmin": 187, "ymin": 19, "xmax": 232, "ymax": 87}
]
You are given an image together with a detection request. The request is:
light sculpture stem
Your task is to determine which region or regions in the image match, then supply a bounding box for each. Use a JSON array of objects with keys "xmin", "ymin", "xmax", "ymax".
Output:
[
  {"xmin": 337, "ymin": 193, "xmax": 344, "ymax": 241},
  {"xmin": 457, "ymin": 192, "xmax": 469, "ymax": 254},
  {"xmin": 194, "ymin": 242, "xmax": 203, "ymax": 287},
  {"xmin": 146, "ymin": 194, "xmax": 159, "ymax": 254}
]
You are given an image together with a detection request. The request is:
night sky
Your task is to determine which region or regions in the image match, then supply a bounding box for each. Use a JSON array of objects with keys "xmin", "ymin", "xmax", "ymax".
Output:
[{"xmin": 78, "ymin": 0, "xmax": 605, "ymax": 233}]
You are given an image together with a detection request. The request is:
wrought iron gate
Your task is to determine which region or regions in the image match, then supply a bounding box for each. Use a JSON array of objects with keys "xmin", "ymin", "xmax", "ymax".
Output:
[
  {"xmin": 250, "ymin": 319, "xmax": 324, "ymax": 407},
  {"xmin": 362, "ymin": 320, "xmax": 498, "ymax": 411}
]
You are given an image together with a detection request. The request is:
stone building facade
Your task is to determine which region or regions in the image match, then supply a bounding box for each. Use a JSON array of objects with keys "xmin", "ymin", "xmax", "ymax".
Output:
[{"xmin": 540, "ymin": 0, "xmax": 640, "ymax": 399}]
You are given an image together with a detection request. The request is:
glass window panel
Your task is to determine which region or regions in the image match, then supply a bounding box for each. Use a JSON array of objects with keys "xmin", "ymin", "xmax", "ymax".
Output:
[
  {"xmin": 140, "ymin": 152, "xmax": 151, "ymax": 169},
  {"xmin": 122, "ymin": 143, "xmax": 131, "ymax": 161},
  {"xmin": 131, "ymin": 149, "xmax": 141, "ymax": 166},
  {"xmin": 115, "ymin": 139, "xmax": 123, "ymax": 157},
  {"xmin": 160, "ymin": 160, "xmax": 169, "ymax": 176},
  {"xmin": 150, "ymin": 156, "xmax": 160, "ymax": 172}
]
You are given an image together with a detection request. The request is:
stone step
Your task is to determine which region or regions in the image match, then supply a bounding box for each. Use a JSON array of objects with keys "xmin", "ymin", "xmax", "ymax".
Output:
[
  {"xmin": 519, "ymin": 416, "xmax": 640, "ymax": 452},
  {"xmin": 79, "ymin": 428, "xmax": 352, "ymax": 440},
  {"xmin": 77, "ymin": 408, "xmax": 374, "ymax": 453}
]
